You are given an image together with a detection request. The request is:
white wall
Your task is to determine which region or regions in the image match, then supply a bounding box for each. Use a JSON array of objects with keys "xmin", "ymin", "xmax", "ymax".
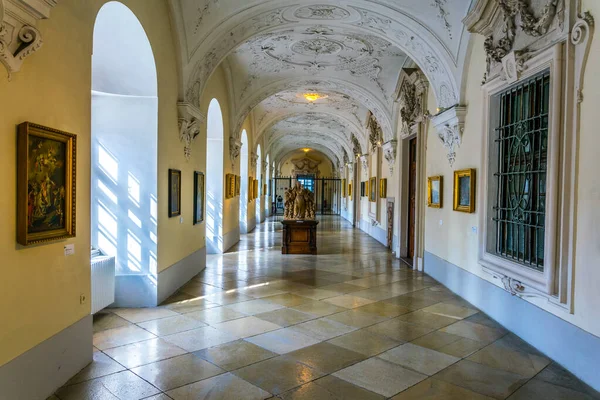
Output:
[{"xmin": 206, "ymin": 99, "xmax": 224, "ymax": 253}]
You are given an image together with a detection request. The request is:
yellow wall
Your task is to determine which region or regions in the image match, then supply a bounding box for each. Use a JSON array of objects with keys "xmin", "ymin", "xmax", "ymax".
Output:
[
  {"xmin": 0, "ymin": 0, "xmax": 193, "ymax": 367},
  {"xmin": 424, "ymin": 13, "xmax": 600, "ymax": 339},
  {"xmin": 280, "ymin": 150, "xmax": 334, "ymax": 177}
]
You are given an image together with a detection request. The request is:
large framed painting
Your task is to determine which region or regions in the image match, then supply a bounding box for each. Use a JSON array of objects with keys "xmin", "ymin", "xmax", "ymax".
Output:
[
  {"xmin": 225, "ymin": 174, "xmax": 235, "ymax": 199},
  {"xmin": 453, "ymin": 169, "xmax": 475, "ymax": 213},
  {"xmin": 369, "ymin": 177, "xmax": 377, "ymax": 202},
  {"xmin": 17, "ymin": 122, "xmax": 76, "ymax": 246},
  {"xmin": 168, "ymin": 169, "xmax": 182, "ymax": 218},
  {"xmin": 427, "ymin": 176, "xmax": 443, "ymax": 208},
  {"xmin": 194, "ymin": 171, "xmax": 204, "ymax": 224},
  {"xmin": 348, "ymin": 182, "xmax": 352, "ymax": 200},
  {"xmin": 379, "ymin": 178, "xmax": 387, "ymax": 198}
]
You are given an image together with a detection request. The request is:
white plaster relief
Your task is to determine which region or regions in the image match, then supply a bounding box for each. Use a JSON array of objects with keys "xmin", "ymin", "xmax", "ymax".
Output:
[{"xmin": 431, "ymin": 105, "xmax": 467, "ymax": 166}]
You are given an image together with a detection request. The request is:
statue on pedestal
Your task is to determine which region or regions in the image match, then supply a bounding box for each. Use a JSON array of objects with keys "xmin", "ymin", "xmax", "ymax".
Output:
[{"xmin": 284, "ymin": 181, "xmax": 316, "ymax": 220}]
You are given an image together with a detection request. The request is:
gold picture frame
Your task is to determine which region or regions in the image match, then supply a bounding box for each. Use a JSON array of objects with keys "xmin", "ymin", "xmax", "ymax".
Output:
[
  {"xmin": 253, "ymin": 179, "xmax": 259, "ymax": 199},
  {"xmin": 235, "ymin": 175, "xmax": 241, "ymax": 196},
  {"xmin": 342, "ymin": 179, "xmax": 346, "ymax": 197},
  {"xmin": 168, "ymin": 169, "xmax": 182, "ymax": 218},
  {"xmin": 453, "ymin": 169, "xmax": 475, "ymax": 213},
  {"xmin": 348, "ymin": 182, "xmax": 352, "ymax": 200},
  {"xmin": 379, "ymin": 178, "xmax": 387, "ymax": 198},
  {"xmin": 427, "ymin": 176, "xmax": 443, "ymax": 208},
  {"xmin": 17, "ymin": 122, "xmax": 77, "ymax": 246},
  {"xmin": 365, "ymin": 180, "xmax": 369, "ymax": 197},
  {"xmin": 369, "ymin": 177, "xmax": 377, "ymax": 202},
  {"xmin": 225, "ymin": 173, "xmax": 235, "ymax": 199}
]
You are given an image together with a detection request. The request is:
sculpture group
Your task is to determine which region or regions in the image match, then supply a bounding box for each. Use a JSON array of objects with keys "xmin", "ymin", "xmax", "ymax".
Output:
[{"xmin": 284, "ymin": 181, "xmax": 316, "ymax": 220}]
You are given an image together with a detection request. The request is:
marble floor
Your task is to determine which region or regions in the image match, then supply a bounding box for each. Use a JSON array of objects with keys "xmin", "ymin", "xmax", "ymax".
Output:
[{"xmin": 52, "ymin": 217, "xmax": 599, "ymax": 399}]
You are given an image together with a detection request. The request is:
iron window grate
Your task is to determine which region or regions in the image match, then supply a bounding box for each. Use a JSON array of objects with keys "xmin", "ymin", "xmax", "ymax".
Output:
[{"xmin": 493, "ymin": 71, "xmax": 550, "ymax": 272}]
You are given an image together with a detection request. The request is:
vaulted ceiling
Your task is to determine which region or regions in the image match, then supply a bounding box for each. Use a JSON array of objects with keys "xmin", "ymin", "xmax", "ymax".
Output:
[{"xmin": 169, "ymin": 1, "xmax": 473, "ymax": 171}]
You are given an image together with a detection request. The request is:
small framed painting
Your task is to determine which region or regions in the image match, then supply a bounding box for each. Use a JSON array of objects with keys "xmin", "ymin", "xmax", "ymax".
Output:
[
  {"xmin": 225, "ymin": 174, "xmax": 235, "ymax": 199},
  {"xmin": 360, "ymin": 182, "xmax": 365, "ymax": 197},
  {"xmin": 248, "ymin": 176, "xmax": 254, "ymax": 200},
  {"xmin": 17, "ymin": 122, "xmax": 77, "ymax": 246},
  {"xmin": 453, "ymin": 169, "xmax": 475, "ymax": 213},
  {"xmin": 342, "ymin": 179, "xmax": 346, "ymax": 197},
  {"xmin": 348, "ymin": 183, "xmax": 352, "ymax": 200},
  {"xmin": 365, "ymin": 180, "xmax": 369, "ymax": 197},
  {"xmin": 253, "ymin": 179, "xmax": 259, "ymax": 198},
  {"xmin": 193, "ymin": 171, "xmax": 204, "ymax": 224},
  {"xmin": 427, "ymin": 176, "xmax": 443, "ymax": 208},
  {"xmin": 379, "ymin": 178, "xmax": 387, "ymax": 198},
  {"xmin": 369, "ymin": 177, "xmax": 377, "ymax": 202},
  {"xmin": 235, "ymin": 175, "xmax": 241, "ymax": 196},
  {"xmin": 168, "ymin": 169, "xmax": 182, "ymax": 218}
]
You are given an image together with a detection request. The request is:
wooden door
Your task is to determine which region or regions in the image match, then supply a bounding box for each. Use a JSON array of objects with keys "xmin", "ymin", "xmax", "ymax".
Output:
[{"xmin": 407, "ymin": 138, "xmax": 417, "ymax": 260}]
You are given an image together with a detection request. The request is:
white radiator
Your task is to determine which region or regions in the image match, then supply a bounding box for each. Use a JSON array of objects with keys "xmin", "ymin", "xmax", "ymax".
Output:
[{"xmin": 91, "ymin": 254, "xmax": 115, "ymax": 314}]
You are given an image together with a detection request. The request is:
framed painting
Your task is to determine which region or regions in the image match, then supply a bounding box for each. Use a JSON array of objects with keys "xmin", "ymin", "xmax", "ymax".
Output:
[
  {"xmin": 360, "ymin": 182, "xmax": 365, "ymax": 197},
  {"xmin": 427, "ymin": 176, "xmax": 443, "ymax": 208},
  {"xmin": 365, "ymin": 180, "xmax": 369, "ymax": 197},
  {"xmin": 248, "ymin": 176, "xmax": 254, "ymax": 200},
  {"xmin": 348, "ymin": 182, "xmax": 352, "ymax": 200},
  {"xmin": 379, "ymin": 178, "xmax": 387, "ymax": 198},
  {"xmin": 253, "ymin": 179, "xmax": 259, "ymax": 198},
  {"xmin": 263, "ymin": 183, "xmax": 267, "ymax": 196},
  {"xmin": 369, "ymin": 177, "xmax": 377, "ymax": 202},
  {"xmin": 342, "ymin": 179, "xmax": 346, "ymax": 197},
  {"xmin": 235, "ymin": 175, "xmax": 241, "ymax": 196},
  {"xmin": 168, "ymin": 169, "xmax": 181, "ymax": 218},
  {"xmin": 225, "ymin": 174, "xmax": 235, "ymax": 199},
  {"xmin": 17, "ymin": 122, "xmax": 77, "ymax": 246},
  {"xmin": 453, "ymin": 169, "xmax": 475, "ymax": 213},
  {"xmin": 194, "ymin": 171, "xmax": 205, "ymax": 224}
]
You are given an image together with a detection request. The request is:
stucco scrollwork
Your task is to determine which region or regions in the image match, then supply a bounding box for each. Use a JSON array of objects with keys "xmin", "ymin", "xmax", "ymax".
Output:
[
  {"xmin": 367, "ymin": 114, "xmax": 383, "ymax": 151},
  {"xmin": 0, "ymin": 0, "xmax": 56, "ymax": 78},
  {"xmin": 382, "ymin": 140, "xmax": 397, "ymax": 175},
  {"xmin": 229, "ymin": 136, "xmax": 242, "ymax": 169},
  {"xmin": 431, "ymin": 106, "xmax": 467, "ymax": 166},
  {"xmin": 178, "ymin": 102, "xmax": 206, "ymax": 161},
  {"xmin": 360, "ymin": 155, "xmax": 368, "ymax": 174}
]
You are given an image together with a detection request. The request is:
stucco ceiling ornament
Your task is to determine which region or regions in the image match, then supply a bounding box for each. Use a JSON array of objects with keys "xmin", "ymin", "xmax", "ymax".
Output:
[
  {"xmin": 229, "ymin": 136, "xmax": 242, "ymax": 169},
  {"xmin": 291, "ymin": 156, "xmax": 321, "ymax": 175},
  {"xmin": 294, "ymin": 5, "xmax": 351, "ymax": 21},
  {"xmin": 352, "ymin": 134, "xmax": 362, "ymax": 157},
  {"xmin": 431, "ymin": 0, "xmax": 453, "ymax": 39},
  {"xmin": 367, "ymin": 114, "xmax": 383, "ymax": 152},
  {"xmin": 0, "ymin": 0, "xmax": 55, "ymax": 78},
  {"xmin": 431, "ymin": 106, "xmax": 467, "ymax": 166},
  {"xmin": 193, "ymin": 0, "xmax": 219, "ymax": 34},
  {"xmin": 382, "ymin": 140, "xmax": 397, "ymax": 175},
  {"xmin": 360, "ymin": 155, "xmax": 368, "ymax": 174},
  {"xmin": 178, "ymin": 102, "xmax": 206, "ymax": 161}
]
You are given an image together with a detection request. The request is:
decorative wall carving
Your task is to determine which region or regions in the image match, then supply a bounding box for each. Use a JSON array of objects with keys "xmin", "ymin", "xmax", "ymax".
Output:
[
  {"xmin": 0, "ymin": 0, "xmax": 57, "ymax": 78},
  {"xmin": 177, "ymin": 102, "xmax": 206, "ymax": 161},
  {"xmin": 360, "ymin": 155, "xmax": 368, "ymax": 174},
  {"xmin": 294, "ymin": 5, "xmax": 351, "ymax": 20},
  {"xmin": 291, "ymin": 156, "xmax": 322, "ymax": 177},
  {"xmin": 382, "ymin": 140, "xmax": 397, "ymax": 175},
  {"xmin": 367, "ymin": 114, "xmax": 383, "ymax": 151},
  {"xmin": 229, "ymin": 136, "xmax": 242, "ymax": 169},
  {"xmin": 431, "ymin": 106, "xmax": 467, "ymax": 166},
  {"xmin": 431, "ymin": 0, "xmax": 452, "ymax": 39}
]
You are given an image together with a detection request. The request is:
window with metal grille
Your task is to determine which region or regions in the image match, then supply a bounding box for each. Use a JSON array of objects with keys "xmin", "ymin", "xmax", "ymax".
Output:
[{"xmin": 491, "ymin": 70, "xmax": 550, "ymax": 272}]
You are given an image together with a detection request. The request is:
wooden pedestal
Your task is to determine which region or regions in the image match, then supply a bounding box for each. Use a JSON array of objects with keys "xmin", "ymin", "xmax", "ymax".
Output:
[{"xmin": 281, "ymin": 220, "xmax": 319, "ymax": 255}]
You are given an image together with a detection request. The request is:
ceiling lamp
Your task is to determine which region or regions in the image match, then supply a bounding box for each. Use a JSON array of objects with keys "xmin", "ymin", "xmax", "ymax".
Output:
[
  {"xmin": 303, "ymin": 148, "xmax": 311, "ymax": 153},
  {"xmin": 303, "ymin": 93, "xmax": 328, "ymax": 102}
]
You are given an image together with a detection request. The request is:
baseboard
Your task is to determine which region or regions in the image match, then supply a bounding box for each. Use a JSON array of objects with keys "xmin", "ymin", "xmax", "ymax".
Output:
[
  {"xmin": 222, "ymin": 226, "xmax": 240, "ymax": 253},
  {"xmin": 113, "ymin": 274, "xmax": 158, "ymax": 308},
  {"xmin": 158, "ymin": 247, "xmax": 206, "ymax": 304},
  {"xmin": 424, "ymin": 251, "xmax": 600, "ymax": 391},
  {"xmin": 0, "ymin": 315, "xmax": 92, "ymax": 400}
]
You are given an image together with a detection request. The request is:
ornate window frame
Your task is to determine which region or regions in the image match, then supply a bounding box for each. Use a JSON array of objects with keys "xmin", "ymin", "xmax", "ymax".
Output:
[{"xmin": 476, "ymin": 9, "xmax": 594, "ymax": 313}]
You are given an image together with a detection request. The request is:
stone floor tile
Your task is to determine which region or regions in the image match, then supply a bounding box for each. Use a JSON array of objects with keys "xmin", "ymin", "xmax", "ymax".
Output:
[
  {"xmin": 398, "ymin": 310, "xmax": 459, "ymax": 329},
  {"xmin": 279, "ymin": 375, "xmax": 385, "ymax": 400},
  {"xmin": 103, "ymin": 337, "xmax": 187, "ymax": 369},
  {"xmin": 131, "ymin": 353, "xmax": 224, "ymax": 391},
  {"xmin": 262, "ymin": 293, "xmax": 312, "ymax": 307},
  {"xmin": 111, "ymin": 307, "xmax": 180, "ymax": 323},
  {"xmin": 322, "ymin": 295, "xmax": 376, "ymax": 309},
  {"xmin": 434, "ymin": 359, "xmax": 528, "ymax": 399},
  {"xmin": 225, "ymin": 299, "xmax": 286, "ymax": 315},
  {"xmin": 255, "ymin": 308, "xmax": 315, "ymax": 327},
  {"xmin": 137, "ymin": 315, "xmax": 207, "ymax": 336},
  {"xmin": 66, "ymin": 351, "xmax": 126, "ymax": 385},
  {"xmin": 292, "ymin": 288, "xmax": 340, "ymax": 300},
  {"xmin": 286, "ymin": 342, "xmax": 366, "ymax": 374},
  {"xmin": 493, "ymin": 333, "xmax": 545, "ymax": 357},
  {"xmin": 437, "ymin": 337, "xmax": 487, "ymax": 358},
  {"xmin": 93, "ymin": 311, "xmax": 132, "ymax": 333},
  {"xmin": 142, "ymin": 394, "xmax": 173, "ymax": 400},
  {"xmin": 185, "ymin": 306, "xmax": 247, "ymax": 325},
  {"xmin": 467, "ymin": 342, "xmax": 550, "ymax": 378},
  {"xmin": 366, "ymin": 318, "xmax": 433, "ymax": 342},
  {"xmin": 163, "ymin": 297, "xmax": 218, "ymax": 314},
  {"xmin": 246, "ymin": 327, "xmax": 321, "ymax": 354},
  {"xmin": 410, "ymin": 330, "xmax": 464, "ymax": 351},
  {"xmin": 194, "ymin": 340, "xmax": 278, "ymax": 371},
  {"xmin": 507, "ymin": 379, "xmax": 597, "ymax": 400},
  {"xmin": 241, "ymin": 285, "xmax": 287, "ymax": 299},
  {"xmin": 325, "ymin": 309, "xmax": 388, "ymax": 328},
  {"xmin": 333, "ymin": 357, "xmax": 427, "ymax": 397},
  {"xmin": 162, "ymin": 326, "xmax": 239, "ymax": 352},
  {"xmin": 328, "ymin": 328, "xmax": 400, "ymax": 356},
  {"xmin": 440, "ymin": 320, "xmax": 507, "ymax": 344},
  {"xmin": 383, "ymin": 295, "xmax": 441, "ymax": 311},
  {"xmin": 464, "ymin": 313, "xmax": 506, "ymax": 330},
  {"xmin": 421, "ymin": 302, "xmax": 479, "ymax": 320},
  {"xmin": 319, "ymin": 283, "xmax": 366, "ymax": 294},
  {"xmin": 349, "ymin": 288, "xmax": 398, "ymax": 301},
  {"xmin": 233, "ymin": 356, "xmax": 325, "ymax": 395},
  {"xmin": 93, "ymin": 325, "xmax": 156, "ymax": 350},
  {"xmin": 390, "ymin": 378, "xmax": 494, "ymax": 399},
  {"xmin": 379, "ymin": 343, "xmax": 460, "ymax": 375},
  {"xmin": 167, "ymin": 372, "xmax": 271, "ymax": 400},
  {"xmin": 214, "ymin": 316, "xmax": 281, "ymax": 338},
  {"xmin": 535, "ymin": 363, "xmax": 600, "ymax": 398},
  {"xmin": 290, "ymin": 299, "xmax": 348, "ymax": 317},
  {"xmin": 203, "ymin": 291, "xmax": 254, "ymax": 305},
  {"xmin": 355, "ymin": 301, "xmax": 410, "ymax": 318},
  {"xmin": 289, "ymin": 318, "xmax": 357, "ymax": 341},
  {"xmin": 55, "ymin": 370, "xmax": 160, "ymax": 400}
]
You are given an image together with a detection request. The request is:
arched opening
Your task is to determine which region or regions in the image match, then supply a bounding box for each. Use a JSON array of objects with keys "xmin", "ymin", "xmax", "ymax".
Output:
[
  {"xmin": 91, "ymin": 1, "xmax": 158, "ymax": 307},
  {"xmin": 265, "ymin": 154, "xmax": 270, "ymax": 216},
  {"xmin": 255, "ymin": 145, "xmax": 262, "ymax": 223},
  {"xmin": 206, "ymin": 99, "xmax": 224, "ymax": 253},
  {"xmin": 239, "ymin": 130, "xmax": 249, "ymax": 233}
]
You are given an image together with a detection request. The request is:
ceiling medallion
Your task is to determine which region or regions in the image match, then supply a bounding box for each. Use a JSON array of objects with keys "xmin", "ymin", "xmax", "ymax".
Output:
[
  {"xmin": 302, "ymin": 93, "xmax": 328, "ymax": 102},
  {"xmin": 294, "ymin": 5, "xmax": 351, "ymax": 20},
  {"xmin": 291, "ymin": 39, "xmax": 344, "ymax": 56}
]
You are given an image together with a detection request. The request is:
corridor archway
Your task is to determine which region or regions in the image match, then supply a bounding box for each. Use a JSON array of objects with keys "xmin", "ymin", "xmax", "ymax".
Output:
[
  {"xmin": 91, "ymin": 1, "xmax": 158, "ymax": 306},
  {"xmin": 255, "ymin": 145, "xmax": 262, "ymax": 223},
  {"xmin": 239, "ymin": 129, "xmax": 249, "ymax": 233},
  {"xmin": 206, "ymin": 98, "xmax": 224, "ymax": 253},
  {"xmin": 264, "ymin": 154, "xmax": 270, "ymax": 216}
]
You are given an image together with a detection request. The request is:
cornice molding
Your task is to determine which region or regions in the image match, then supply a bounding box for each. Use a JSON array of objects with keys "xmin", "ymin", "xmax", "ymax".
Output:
[
  {"xmin": 431, "ymin": 105, "xmax": 467, "ymax": 166},
  {"xmin": 177, "ymin": 102, "xmax": 206, "ymax": 161}
]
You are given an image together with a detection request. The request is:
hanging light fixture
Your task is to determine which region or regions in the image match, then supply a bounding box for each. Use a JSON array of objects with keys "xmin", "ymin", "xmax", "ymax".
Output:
[{"xmin": 303, "ymin": 93, "xmax": 328, "ymax": 102}]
